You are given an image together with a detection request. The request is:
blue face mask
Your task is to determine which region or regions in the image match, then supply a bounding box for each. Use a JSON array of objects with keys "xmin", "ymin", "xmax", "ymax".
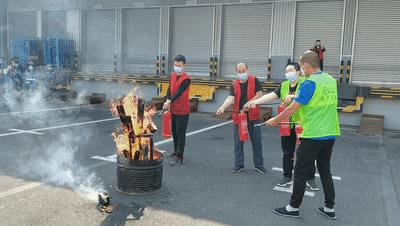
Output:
[
  {"xmin": 285, "ymin": 72, "xmax": 297, "ymax": 82},
  {"xmin": 238, "ymin": 72, "xmax": 248, "ymax": 81},
  {"xmin": 174, "ymin": 66, "xmax": 183, "ymax": 73}
]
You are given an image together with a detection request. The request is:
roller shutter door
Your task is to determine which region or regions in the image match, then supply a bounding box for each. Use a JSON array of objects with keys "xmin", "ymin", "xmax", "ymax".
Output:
[
  {"xmin": 352, "ymin": 0, "xmax": 400, "ymax": 86},
  {"xmin": 82, "ymin": 10, "xmax": 115, "ymax": 73},
  {"xmin": 8, "ymin": 12, "xmax": 37, "ymax": 40},
  {"xmin": 220, "ymin": 4, "xmax": 272, "ymax": 77},
  {"xmin": 294, "ymin": 0, "xmax": 344, "ymax": 76},
  {"xmin": 121, "ymin": 8, "xmax": 160, "ymax": 74},
  {"xmin": 170, "ymin": 6, "xmax": 213, "ymax": 76},
  {"xmin": 43, "ymin": 11, "xmax": 69, "ymax": 38}
]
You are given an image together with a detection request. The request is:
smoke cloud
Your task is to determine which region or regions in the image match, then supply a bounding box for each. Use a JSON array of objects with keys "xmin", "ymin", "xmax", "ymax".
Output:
[{"xmin": 1, "ymin": 70, "xmax": 105, "ymax": 202}]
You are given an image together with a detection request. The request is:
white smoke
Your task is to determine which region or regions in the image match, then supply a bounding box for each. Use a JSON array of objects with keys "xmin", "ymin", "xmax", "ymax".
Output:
[
  {"xmin": 72, "ymin": 88, "xmax": 90, "ymax": 106},
  {"xmin": 1, "ymin": 71, "xmax": 105, "ymax": 202},
  {"xmin": 16, "ymin": 133, "xmax": 105, "ymax": 202}
]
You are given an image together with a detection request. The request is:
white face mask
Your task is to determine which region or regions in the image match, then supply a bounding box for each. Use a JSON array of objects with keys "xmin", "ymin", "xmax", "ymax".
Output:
[
  {"xmin": 238, "ymin": 72, "xmax": 248, "ymax": 81},
  {"xmin": 28, "ymin": 66, "xmax": 34, "ymax": 70},
  {"xmin": 174, "ymin": 66, "xmax": 183, "ymax": 73},
  {"xmin": 285, "ymin": 72, "xmax": 297, "ymax": 82}
]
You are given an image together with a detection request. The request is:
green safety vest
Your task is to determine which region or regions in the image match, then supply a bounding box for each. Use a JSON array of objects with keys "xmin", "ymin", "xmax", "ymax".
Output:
[
  {"xmin": 300, "ymin": 73, "xmax": 341, "ymax": 138},
  {"xmin": 280, "ymin": 77, "xmax": 306, "ymax": 126}
]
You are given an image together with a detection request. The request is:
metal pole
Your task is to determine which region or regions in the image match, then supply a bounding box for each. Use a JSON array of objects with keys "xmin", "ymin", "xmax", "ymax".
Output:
[
  {"xmin": 268, "ymin": 2, "xmax": 274, "ymax": 60},
  {"xmin": 339, "ymin": 0, "xmax": 347, "ymax": 63},
  {"xmin": 211, "ymin": 5, "xmax": 216, "ymax": 58},
  {"xmin": 150, "ymin": 137, "xmax": 154, "ymax": 160},
  {"xmin": 291, "ymin": 1, "xmax": 297, "ymax": 61},
  {"xmin": 350, "ymin": 0, "xmax": 359, "ymax": 84}
]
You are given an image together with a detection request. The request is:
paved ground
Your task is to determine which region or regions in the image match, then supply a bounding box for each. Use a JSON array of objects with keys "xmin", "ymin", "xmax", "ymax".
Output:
[{"xmin": 0, "ymin": 102, "xmax": 399, "ymax": 226}]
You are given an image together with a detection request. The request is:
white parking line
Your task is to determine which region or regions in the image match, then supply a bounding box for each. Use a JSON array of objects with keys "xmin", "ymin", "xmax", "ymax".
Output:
[
  {"xmin": 0, "ymin": 118, "xmax": 119, "ymax": 137},
  {"xmin": 0, "ymin": 120, "xmax": 232, "ymax": 199},
  {"xmin": 0, "ymin": 105, "xmax": 95, "ymax": 117},
  {"xmin": 8, "ymin": 129, "xmax": 44, "ymax": 135},
  {"xmin": 272, "ymin": 167, "xmax": 342, "ymax": 181},
  {"xmin": 91, "ymin": 155, "xmax": 116, "ymax": 163},
  {"xmin": 273, "ymin": 185, "xmax": 315, "ymax": 197},
  {"xmin": 32, "ymin": 118, "xmax": 118, "ymax": 132},
  {"xmin": 0, "ymin": 182, "xmax": 43, "ymax": 199},
  {"xmin": 91, "ymin": 120, "xmax": 233, "ymax": 162}
]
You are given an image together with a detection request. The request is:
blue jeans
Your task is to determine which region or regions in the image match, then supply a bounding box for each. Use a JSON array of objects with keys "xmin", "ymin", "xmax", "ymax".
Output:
[{"xmin": 233, "ymin": 120, "xmax": 264, "ymax": 168}]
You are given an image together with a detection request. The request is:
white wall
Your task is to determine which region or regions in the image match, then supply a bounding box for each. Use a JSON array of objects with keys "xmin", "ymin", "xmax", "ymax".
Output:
[
  {"xmin": 0, "ymin": 0, "xmax": 6, "ymax": 61},
  {"xmin": 339, "ymin": 98, "xmax": 400, "ymax": 130},
  {"xmin": 362, "ymin": 98, "xmax": 400, "ymax": 130}
]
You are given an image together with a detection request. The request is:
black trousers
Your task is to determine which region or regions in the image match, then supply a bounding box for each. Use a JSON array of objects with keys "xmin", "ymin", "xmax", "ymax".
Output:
[
  {"xmin": 290, "ymin": 138, "xmax": 336, "ymax": 208},
  {"xmin": 319, "ymin": 60, "xmax": 324, "ymax": 71},
  {"xmin": 281, "ymin": 127, "xmax": 315, "ymax": 179},
  {"xmin": 171, "ymin": 114, "xmax": 189, "ymax": 158}
]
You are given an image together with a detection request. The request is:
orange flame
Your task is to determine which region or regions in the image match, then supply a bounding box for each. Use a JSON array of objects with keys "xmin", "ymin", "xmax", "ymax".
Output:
[{"xmin": 110, "ymin": 90, "xmax": 160, "ymax": 160}]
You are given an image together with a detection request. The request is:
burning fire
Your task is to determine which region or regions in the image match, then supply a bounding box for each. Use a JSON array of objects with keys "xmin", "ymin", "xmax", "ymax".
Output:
[{"xmin": 110, "ymin": 90, "xmax": 161, "ymax": 160}]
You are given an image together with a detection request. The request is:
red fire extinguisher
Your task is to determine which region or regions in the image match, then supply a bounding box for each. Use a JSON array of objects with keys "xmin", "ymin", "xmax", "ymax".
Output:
[
  {"xmin": 238, "ymin": 112, "xmax": 249, "ymax": 141},
  {"xmin": 162, "ymin": 111, "xmax": 172, "ymax": 138},
  {"xmin": 295, "ymin": 124, "xmax": 303, "ymax": 145},
  {"xmin": 278, "ymin": 105, "xmax": 291, "ymax": 136}
]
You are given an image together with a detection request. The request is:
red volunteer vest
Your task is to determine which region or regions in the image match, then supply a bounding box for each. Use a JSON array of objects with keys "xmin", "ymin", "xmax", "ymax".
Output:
[
  {"xmin": 232, "ymin": 75, "xmax": 260, "ymax": 124},
  {"xmin": 170, "ymin": 72, "xmax": 191, "ymax": 115}
]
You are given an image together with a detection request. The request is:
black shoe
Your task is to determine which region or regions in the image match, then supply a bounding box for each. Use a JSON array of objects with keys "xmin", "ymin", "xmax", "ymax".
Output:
[
  {"xmin": 167, "ymin": 152, "xmax": 177, "ymax": 158},
  {"xmin": 277, "ymin": 177, "xmax": 293, "ymax": 187},
  {"xmin": 169, "ymin": 157, "xmax": 183, "ymax": 166},
  {"xmin": 232, "ymin": 166, "xmax": 244, "ymax": 173},
  {"xmin": 273, "ymin": 206, "xmax": 299, "ymax": 218},
  {"xmin": 254, "ymin": 166, "xmax": 268, "ymax": 174},
  {"xmin": 317, "ymin": 207, "xmax": 336, "ymax": 220},
  {"xmin": 306, "ymin": 179, "xmax": 320, "ymax": 191}
]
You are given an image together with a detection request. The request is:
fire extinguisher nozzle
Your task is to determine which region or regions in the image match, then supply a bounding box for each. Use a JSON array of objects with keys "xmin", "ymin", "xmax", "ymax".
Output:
[{"xmin": 254, "ymin": 123, "xmax": 267, "ymax": 127}]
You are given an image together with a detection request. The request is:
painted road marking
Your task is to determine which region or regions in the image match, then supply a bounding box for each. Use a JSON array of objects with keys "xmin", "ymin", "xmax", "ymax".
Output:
[
  {"xmin": 0, "ymin": 121, "xmax": 232, "ymax": 199},
  {"xmin": 91, "ymin": 155, "xmax": 116, "ymax": 163},
  {"xmin": 0, "ymin": 118, "xmax": 119, "ymax": 137},
  {"xmin": 273, "ymin": 185, "xmax": 315, "ymax": 197},
  {"xmin": 0, "ymin": 182, "xmax": 43, "ymax": 199},
  {"xmin": 92, "ymin": 120, "xmax": 233, "ymax": 162},
  {"xmin": 8, "ymin": 129, "xmax": 44, "ymax": 135},
  {"xmin": 0, "ymin": 105, "xmax": 95, "ymax": 117},
  {"xmin": 272, "ymin": 167, "xmax": 342, "ymax": 181}
]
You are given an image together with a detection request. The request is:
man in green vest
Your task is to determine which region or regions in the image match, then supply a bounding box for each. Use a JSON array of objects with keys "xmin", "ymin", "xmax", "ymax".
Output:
[
  {"xmin": 244, "ymin": 62, "xmax": 318, "ymax": 190},
  {"xmin": 267, "ymin": 51, "xmax": 340, "ymax": 220}
]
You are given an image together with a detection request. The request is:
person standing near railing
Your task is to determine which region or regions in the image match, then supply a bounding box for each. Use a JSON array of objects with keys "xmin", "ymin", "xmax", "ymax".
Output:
[
  {"xmin": 23, "ymin": 61, "xmax": 37, "ymax": 90},
  {"xmin": 310, "ymin": 40, "xmax": 326, "ymax": 71}
]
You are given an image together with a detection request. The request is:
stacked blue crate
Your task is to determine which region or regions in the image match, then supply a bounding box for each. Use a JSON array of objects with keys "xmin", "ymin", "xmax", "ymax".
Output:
[
  {"xmin": 43, "ymin": 37, "xmax": 75, "ymax": 68},
  {"xmin": 60, "ymin": 39, "xmax": 74, "ymax": 68},
  {"xmin": 10, "ymin": 38, "xmax": 40, "ymax": 65},
  {"xmin": 43, "ymin": 37, "xmax": 55, "ymax": 66}
]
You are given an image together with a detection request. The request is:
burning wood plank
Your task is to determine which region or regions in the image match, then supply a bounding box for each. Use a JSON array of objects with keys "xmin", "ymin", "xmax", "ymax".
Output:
[{"xmin": 110, "ymin": 90, "xmax": 161, "ymax": 161}]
